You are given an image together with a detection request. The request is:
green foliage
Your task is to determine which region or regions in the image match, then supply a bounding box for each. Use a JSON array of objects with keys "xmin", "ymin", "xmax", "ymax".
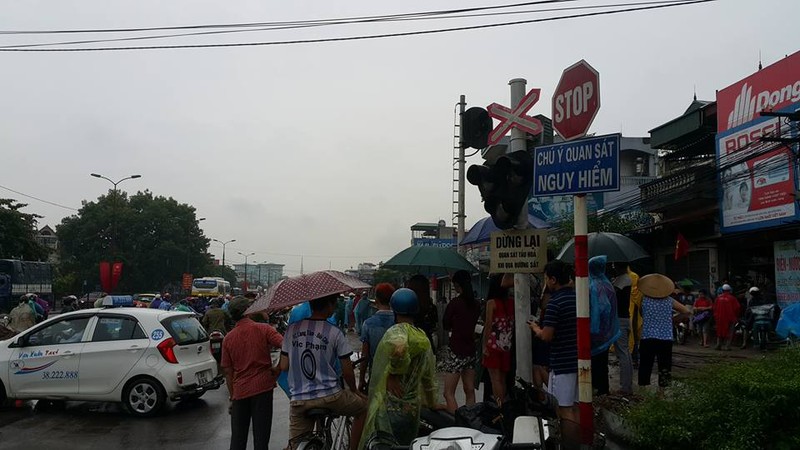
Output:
[
  {"xmin": 548, "ymin": 210, "xmax": 653, "ymax": 255},
  {"xmin": 0, "ymin": 198, "xmax": 49, "ymax": 260},
  {"xmin": 56, "ymin": 190, "xmax": 212, "ymax": 293},
  {"xmin": 372, "ymin": 266, "xmax": 404, "ymax": 287},
  {"xmin": 623, "ymin": 348, "xmax": 800, "ymax": 450}
]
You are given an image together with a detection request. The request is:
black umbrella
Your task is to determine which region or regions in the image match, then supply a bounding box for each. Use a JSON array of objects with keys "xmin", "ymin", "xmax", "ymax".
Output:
[{"xmin": 556, "ymin": 232, "xmax": 648, "ymax": 263}]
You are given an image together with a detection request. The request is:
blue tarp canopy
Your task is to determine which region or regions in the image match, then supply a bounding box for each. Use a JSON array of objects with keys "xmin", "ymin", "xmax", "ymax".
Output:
[{"xmin": 460, "ymin": 214, "xmax": 549, "ymax": 246}]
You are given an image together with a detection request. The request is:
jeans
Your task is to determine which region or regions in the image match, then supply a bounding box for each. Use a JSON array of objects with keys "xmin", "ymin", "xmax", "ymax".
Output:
[
  {"xmin": 638, "ymin": 339, "xmax": 672, "ymax": 388},
  {"xmin": 614, "ymin": 318, "xmax": 633, "ymax": 393},
  {"xmin": 230, "ymin": 390, "xmax": 274, "ymax": 450}
]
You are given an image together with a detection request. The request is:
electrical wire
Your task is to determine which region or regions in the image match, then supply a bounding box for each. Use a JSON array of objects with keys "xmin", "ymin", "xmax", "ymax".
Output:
[
  {"xmin": 0, "ymin": 0, "xmax": 685, "ymax": 50},
  {"xmin": 0, "ymin": 184, "xmax": 79, "ymax": 211},
  {"xmin": 0, "ymin": 0, "xmax": 715, "ymax": 52}
]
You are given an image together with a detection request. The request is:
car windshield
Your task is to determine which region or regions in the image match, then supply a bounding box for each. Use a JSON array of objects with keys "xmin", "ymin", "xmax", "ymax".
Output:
[{"xmin": 160, "ymin": 315, "xmax": 208, "ymax": 345}]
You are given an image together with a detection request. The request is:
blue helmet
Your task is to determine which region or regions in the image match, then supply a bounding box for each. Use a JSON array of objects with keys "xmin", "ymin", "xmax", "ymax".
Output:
[{"xmin": 390, "ymin": 288, "xmax": 419, "ymax": 315}]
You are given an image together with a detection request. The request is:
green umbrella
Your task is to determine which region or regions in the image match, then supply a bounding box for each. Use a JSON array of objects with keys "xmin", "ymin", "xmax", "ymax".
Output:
[{"xmin": 382, "ymin": 246, "xmax": 477, "ymax": 276}]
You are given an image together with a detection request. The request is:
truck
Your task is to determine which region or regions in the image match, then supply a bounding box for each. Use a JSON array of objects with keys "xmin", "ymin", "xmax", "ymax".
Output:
[{"xmin": 0, "ymin": 259, "xmax": 53, "ymax": 313}]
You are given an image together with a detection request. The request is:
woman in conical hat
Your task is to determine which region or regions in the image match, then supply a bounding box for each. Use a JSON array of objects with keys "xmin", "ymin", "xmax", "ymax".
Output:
[{"xmin": 636, "ymin": 273, "xmax": 689, "ymax": 391}]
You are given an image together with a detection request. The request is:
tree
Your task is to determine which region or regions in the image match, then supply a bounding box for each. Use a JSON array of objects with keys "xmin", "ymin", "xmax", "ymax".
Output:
[
  {"xmin": 57, "ymin": 190, "xmax": 212, "ymax": 293},
  {"xmin": 372, "ymin": 265, "xmax": 404, "ymax": 287},
  {"xmin": 0, "ymin": 198, "xmax": 49, "ymax": 260},
  {"xmin": 548, "ymin": 210, "xmax": 654, "ymax": 256}
]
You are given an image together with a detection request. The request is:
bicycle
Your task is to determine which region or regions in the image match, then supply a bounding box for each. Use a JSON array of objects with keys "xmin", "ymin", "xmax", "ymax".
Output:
[{"xmin": 291, "ymin": 354, "xmax": 367, "ymax": 450}]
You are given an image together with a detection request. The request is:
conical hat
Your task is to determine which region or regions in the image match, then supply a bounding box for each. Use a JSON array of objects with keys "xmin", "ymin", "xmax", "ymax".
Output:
[{"xmin": 638, "ymin": 273, "xmax": 675, "ymax": 299}]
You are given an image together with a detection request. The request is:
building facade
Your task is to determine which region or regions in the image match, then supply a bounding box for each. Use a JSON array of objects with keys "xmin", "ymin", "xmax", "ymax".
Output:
[{"xmin": 233, "ymin": 262, "xmax": 284, "ymax": 289}]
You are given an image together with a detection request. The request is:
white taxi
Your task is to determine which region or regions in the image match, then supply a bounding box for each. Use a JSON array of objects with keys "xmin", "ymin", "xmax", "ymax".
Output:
[{"xmin": 0, "ymin": 296, "xmax": 223, "ymax": 417}]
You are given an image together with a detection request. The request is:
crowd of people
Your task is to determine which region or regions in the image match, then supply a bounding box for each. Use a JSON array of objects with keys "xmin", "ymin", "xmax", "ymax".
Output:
[{"xmin": 7, "ymin": 263, "xmax": 775, "ymax": 450}]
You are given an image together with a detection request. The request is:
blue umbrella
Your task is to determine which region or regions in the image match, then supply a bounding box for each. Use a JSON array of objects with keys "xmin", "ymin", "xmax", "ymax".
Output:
[{"xmin": 460, "ymin": 214, "xmax": 550, "ymax": 246}]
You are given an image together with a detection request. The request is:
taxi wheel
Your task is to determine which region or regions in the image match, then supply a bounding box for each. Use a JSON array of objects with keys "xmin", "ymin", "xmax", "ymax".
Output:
[{"xmin": 123, "ymin": 377, "xmax": 166, "ymax": 418}]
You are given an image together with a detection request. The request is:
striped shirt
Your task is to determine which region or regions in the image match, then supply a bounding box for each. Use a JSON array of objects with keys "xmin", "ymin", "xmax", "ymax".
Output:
[
  {"xmin": 221, "ymin": 318, "xmax": 284, "ymax": 400},
  {"xmin": 543, "ymin": 287, "xmax": 578, "ymax": 374},
  {"xmin": 282, "ymin": 318, "xmax": 351, "ymax": 401}
]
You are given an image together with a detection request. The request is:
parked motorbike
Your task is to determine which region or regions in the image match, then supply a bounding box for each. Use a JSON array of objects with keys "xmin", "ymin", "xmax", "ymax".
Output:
[{"xmin": 745, "ymin": 303, "xmax": 781, "ymax": 350}]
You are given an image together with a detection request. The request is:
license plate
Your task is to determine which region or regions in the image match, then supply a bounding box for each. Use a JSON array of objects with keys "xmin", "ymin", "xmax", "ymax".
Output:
[{"xmin": 196, "ymin": 370, "xmax": 210, "ymax": 385}]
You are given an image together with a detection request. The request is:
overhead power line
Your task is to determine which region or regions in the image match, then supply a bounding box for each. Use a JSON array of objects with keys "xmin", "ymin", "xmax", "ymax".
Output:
[
  {"xmin": 0, "ymin": 0, "xmax": 715, "ymax": 52},
  {"xmin": 0, "ymin": 0, "xmax": 684, "ymax": 50},
  {"xmin": 0, "ymin": 184, "xmax": 79, "ymax": 211}
]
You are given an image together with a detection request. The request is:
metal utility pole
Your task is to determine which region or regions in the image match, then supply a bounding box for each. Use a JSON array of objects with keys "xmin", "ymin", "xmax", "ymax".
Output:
[
  {"xmin": 238, "ymin": 252, "xmax": 255, "ymax": 291},
  {"xmin": 508, "ymin": 78, "xmax": 533, "ymax": 382},
  {"xmin": 457, "ymin": 95, "xmax": 467, "ymax": 254},
  {"xmin": 212, "ymin": 239, "xmax": 236, "ymax": 268}
]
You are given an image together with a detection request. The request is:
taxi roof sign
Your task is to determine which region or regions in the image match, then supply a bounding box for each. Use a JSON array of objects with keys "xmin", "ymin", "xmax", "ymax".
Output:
[{"xmin": 102, "ymin": 295, "xmax": 134, "ymax": 307}]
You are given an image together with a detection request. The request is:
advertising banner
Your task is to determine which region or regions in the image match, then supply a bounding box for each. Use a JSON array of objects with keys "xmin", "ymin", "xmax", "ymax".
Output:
[
  {"xmin": 412, "ymin": 238, "xmax": 455, "ymax": 248},
  {"xmin": 717, "ymin": 51, "xmax": 800, "ymax": 233},
  {"xmin": 489, "ymin": 229, "xmax": 547, "ymax": 273},
  {"xmin": 774, "ymin": 240, "xmax": 800, "ymax": 307}
]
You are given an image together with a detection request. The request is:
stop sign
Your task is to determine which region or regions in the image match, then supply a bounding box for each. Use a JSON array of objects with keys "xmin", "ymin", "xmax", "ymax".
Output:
[{"xmin": 552, "ymin": 60, "xmax": 600, "ymax": 141}]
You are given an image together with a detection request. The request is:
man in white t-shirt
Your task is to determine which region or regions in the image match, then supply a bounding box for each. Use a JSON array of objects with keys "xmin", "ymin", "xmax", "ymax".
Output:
[{"xmin": 280, "ymin": 294, "xmax": 367, "ymax": 449}]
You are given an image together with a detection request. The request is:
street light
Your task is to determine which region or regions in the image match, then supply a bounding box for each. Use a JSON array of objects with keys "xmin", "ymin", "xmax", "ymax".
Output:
[
  {"xmin": 212, "ymin": 238, "xmax": 236, "ymax": 268},
  {"xmin": 238, "ymin": 251, "xmax": 255, "ymax": 292},
  {"xmin": 90, "ymin": 172, "xmax": 142, "ymax": 260}
]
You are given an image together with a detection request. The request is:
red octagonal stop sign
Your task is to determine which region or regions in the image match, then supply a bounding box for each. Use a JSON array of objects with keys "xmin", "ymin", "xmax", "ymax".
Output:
[{"xmin": 552, "ymin": 60, "xmax": 600, "ymax": 141}]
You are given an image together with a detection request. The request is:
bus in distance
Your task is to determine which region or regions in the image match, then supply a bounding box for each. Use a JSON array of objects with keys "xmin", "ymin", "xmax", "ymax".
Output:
[{"xmin": 191, "ymin": 277, "xmax": 231, "ymax": 298}]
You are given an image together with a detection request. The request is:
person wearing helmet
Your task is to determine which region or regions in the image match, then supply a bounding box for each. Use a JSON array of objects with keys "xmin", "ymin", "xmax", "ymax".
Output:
[
  {"xmin": 713, "ymin": 284, "xmax": 740, "ymax": 350},
  {"xmin": 359, "ymin": 288, "xmax": 444, "ymax": 448}
]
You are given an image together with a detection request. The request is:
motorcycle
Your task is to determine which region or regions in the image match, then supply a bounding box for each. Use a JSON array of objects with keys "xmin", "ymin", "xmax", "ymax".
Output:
[
  {"xmin": 745, "ymin": 303, "xmax": 781, "ymax": 350},
  {"xmin": 366, "ymin": 378, "xmax": 576, "ymax": 450},
  {"xmin": 209, "ymin": 330, "xmax": 225, "ymax": 363}
]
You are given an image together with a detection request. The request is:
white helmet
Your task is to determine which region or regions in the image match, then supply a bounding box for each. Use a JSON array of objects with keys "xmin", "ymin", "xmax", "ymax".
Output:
[
  {"xmin": 722, "ymin": 284, "xmax": 732, "ymax": 292},
  {"xmin": 749, "ymin": 286, "xmax": 760, "ymax": 293}
]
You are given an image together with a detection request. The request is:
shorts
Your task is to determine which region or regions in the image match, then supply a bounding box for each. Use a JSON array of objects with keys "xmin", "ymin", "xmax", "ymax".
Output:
[
  {"xmin": 289, "ymin": 389, "xmax": 367, "ymax": 440},
  {"xmin": 547, "ymin": 372, "xmax": 578, "ymax": 407},
  {"xmin": 437, "ymin": 346, "xmax": 476, "ymax": 373}
]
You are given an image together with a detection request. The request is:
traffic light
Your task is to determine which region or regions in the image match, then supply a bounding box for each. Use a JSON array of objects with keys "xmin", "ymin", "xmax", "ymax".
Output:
[
  {"xmin": 467, "ymin": 150, "xmax": 533, "ymax": 229},
  {"xmin": 462, "ymin": 107, "xmax": 493, "ymax": 150}
]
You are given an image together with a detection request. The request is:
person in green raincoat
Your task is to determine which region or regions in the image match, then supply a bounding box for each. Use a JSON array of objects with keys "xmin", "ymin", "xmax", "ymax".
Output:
[{"xmin": 358, "ymin": 288, "xmax": 444, "ymax": 449}]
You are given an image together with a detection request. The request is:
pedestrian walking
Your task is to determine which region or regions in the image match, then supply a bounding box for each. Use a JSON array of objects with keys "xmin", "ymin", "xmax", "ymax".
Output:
[
  {"xmin": 637, "ymin": 274, "xmax": 690, "ymax": 390},
  {"xmin": 714, "ymin": 284, "xmax": 741, "ymax": 350},
  {"xmin": 482, "ymin": 273, "xmax": 514, "ymax": 406},
  {"xmin": 692, "ymin": 289, "xmax": 713, "ymax": 348},
  {"xmin": 345, "ymin": 292, "xmax": 355, "ymax": 332},
  {"xmin": 359, "ymin": 283, "xmax": 396, "ymax": 392},
  {"xmin": 612, "ymin": 262, "xmax": 635, "ymax": 394},
  {"xmin": 528, "ymin": 260, "xmax": 579, "ymax": 447},
  {"xmin": 221, "ymin": 297, "xmax": 284, "ymax": 450},
  {"xmin": 354, "ymin": 292, "xmax": 373, "ymax": 334},
  {"xmin": 438, "ymin": 270, "xmax": 481, "ymax": 413},
  {"xmin": 406, "ymin": 275, "xmax": 439, "ymax": 350},
  {"xmin": 588, "ymin": 256, "xmax": 621, "ymax": 396},
  {"xmin": 358, "ymin": 288, "xmax": 444, "ymax": 449}
]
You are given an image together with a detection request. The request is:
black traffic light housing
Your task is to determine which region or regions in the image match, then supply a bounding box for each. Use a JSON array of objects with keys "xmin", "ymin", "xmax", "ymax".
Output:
[
  {"xmin": 462, "ymin": 107, "xmax": 493, "ymax": 150},
  {"xmin": 467, "ymin": 150, "xmax": 533, "ymax": 230}
]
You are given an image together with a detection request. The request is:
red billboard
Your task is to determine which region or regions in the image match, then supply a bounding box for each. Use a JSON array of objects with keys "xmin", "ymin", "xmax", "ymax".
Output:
[
  {"xmin": 717, "ymin": 51, "xmax": 800, "ymax": 233},
  {"xmin": 717, "ymin": 51, "xmax": 800, "ymax": 133}
]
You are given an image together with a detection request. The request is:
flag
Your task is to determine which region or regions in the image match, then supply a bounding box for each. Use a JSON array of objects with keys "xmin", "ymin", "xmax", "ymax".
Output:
[
  {"xmin": 99, "ymin": 261, "xmax": 112, "ymax": 293},
  {"xmin": 111, "ymin": 262, "xmax": 124, "ymax": 292},
  {"xmin": 674, "ymin": 233, "xmax": 690, "ymax": 261}
]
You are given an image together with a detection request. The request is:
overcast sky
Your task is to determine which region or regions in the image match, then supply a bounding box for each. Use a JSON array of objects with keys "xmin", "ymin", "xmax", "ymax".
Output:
[{"xmin": 1, "ymin": 0, "xmax": 797, "ymax": 275}]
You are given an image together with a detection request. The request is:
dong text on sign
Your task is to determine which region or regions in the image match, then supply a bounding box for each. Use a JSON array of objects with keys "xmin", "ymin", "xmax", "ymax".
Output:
[
  {"xmin": 552, "ymin": 60, "xmax": 600, "ymax": 141},
  {"xmin": 532, "ymin": 133, "xmax": 621, "ymax": 197}
]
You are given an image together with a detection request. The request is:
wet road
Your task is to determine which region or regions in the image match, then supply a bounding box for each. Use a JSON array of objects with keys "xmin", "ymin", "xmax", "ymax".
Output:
[{"xmin": 0, "ymin": 384, "xmax": 291, "ymax": 449}]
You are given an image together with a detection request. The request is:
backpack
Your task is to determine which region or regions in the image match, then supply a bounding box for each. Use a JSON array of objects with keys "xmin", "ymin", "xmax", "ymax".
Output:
[{"xmin": 488, "ymin": 298, "xmax": 513, "ymax": 352}]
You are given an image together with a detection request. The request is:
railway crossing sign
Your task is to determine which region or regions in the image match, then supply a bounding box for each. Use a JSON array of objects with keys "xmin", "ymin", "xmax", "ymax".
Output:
[{"xmin": 486, "ymin": 88, "xmax": 543, "ymax": 146}]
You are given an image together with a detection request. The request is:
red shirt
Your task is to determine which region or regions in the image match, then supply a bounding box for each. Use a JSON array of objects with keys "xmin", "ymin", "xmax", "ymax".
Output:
[
  {"xmin": 694, "ymin": 297, "xmax": 712, "ymax": 309},
  {"xmin": 221, "ymin": 318, "xmax": 283, "ymax": 400}
]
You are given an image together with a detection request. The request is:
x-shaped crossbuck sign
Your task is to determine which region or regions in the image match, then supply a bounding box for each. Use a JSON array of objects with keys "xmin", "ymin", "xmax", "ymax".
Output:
[{"xmin": 486, "ymin": 88, "xmax": 543, "ymax": 146}]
